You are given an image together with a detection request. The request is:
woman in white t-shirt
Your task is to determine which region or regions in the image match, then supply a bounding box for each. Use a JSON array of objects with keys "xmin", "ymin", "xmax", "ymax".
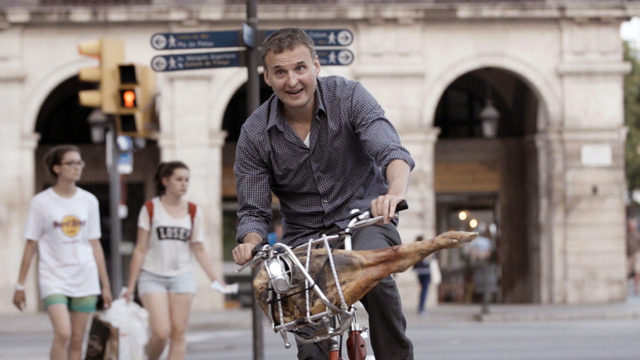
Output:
[
  {"xmin": 123, "ymin": 161, "xmax": 231, "ymax": 360},
  {"xmin": 13, "ymin": 145, "xmax": 113, "ymax": 360}
]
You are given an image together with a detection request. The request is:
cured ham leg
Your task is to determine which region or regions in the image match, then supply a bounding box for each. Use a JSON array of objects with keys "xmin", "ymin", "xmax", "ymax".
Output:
[{"xmin": 253, "ymin": 230, "xmax": 477, "ymax": 325}]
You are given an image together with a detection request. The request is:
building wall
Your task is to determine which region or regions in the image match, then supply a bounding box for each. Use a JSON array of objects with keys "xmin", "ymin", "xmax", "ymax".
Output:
[{"xmin": 0, "ymin": 2, "xmax": 638, "ymax": 313}]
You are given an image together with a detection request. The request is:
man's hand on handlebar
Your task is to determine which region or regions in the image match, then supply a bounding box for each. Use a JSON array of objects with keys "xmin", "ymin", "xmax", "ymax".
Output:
[
  {"xmin": 232, "ymin": 233, "xmax": 263, "ymax": 265},
  {"xmin": 370, "ymin": 194, "xmax": 405, "ymax": 224}
]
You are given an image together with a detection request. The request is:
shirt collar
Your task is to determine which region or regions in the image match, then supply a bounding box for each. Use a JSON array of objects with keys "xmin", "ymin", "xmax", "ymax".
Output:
[{"xmin": 266, "ymin": 79, "xmax": 326, "ymax": 131}]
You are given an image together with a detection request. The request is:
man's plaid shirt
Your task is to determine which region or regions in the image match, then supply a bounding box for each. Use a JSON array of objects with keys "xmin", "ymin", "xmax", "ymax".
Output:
[{"xmin": 234, "ymin": 76, "xmax": 415, "ymax": 248}]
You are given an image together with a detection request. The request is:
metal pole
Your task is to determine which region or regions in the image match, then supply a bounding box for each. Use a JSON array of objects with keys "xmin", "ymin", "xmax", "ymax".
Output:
[
  {"xmin": 106, "ymin": 119, "xmax": 123, "ymax": 296},
  {"xmin": 246, "ymin": 1, "xmax": 263, "ymax": 359},
  {"xmin": 246, "ymin": 0, "xmax": 260, "ymax": 112}
]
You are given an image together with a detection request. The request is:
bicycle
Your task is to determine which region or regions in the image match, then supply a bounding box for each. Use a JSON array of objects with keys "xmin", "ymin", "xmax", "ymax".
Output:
[
  {"xmin": 238, "ymin": 201, "xmax": 409, "ymax": 360},
  {"xmin": 238, "ymin": 201, "xmax": 477, "ymax": 360}
]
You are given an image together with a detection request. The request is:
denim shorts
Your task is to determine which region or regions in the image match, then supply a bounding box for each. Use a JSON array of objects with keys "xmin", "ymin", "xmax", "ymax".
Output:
[
  {"xmin": 43, "ymin": 294, "xmax": 98, "ymax": 313},
  {"xmin": 137, "ymin": 270, "xmax": 196, "ymax": 295}
]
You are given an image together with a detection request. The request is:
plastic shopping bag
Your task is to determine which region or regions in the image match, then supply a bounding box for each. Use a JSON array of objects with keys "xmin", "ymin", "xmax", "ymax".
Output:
[
  {"xmin": 85, "ymin": 314, "xmax": 118, "ymax": 360},
  {"xmin": 102, "ymin": 294, "xmax": 149, "ymax": 360}
]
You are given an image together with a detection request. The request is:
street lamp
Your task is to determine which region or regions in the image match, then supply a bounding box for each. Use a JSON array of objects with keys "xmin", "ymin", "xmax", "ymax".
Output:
[
  {"xmin": 88, "ymin": 109, "xmax": 107, "ymax": 143},
  {"xmin": 479, "ymin": 74, "xmax": 500, "ymax": 138}
]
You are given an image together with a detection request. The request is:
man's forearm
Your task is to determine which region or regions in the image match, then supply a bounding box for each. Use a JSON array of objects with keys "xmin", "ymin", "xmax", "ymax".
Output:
[
  {"xmin": 242, "ymin": 232, "xmax": 263, "ymax": 245},
  {"xmin": 386, "ymin": 159, "xmax": 411, "ymax": 197}
]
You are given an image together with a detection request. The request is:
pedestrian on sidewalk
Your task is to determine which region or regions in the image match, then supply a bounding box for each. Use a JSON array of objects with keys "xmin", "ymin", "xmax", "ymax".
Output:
[
  {"xmin": 413, "ymin": 236, "xmax": 431, "ymax": 314},
  {"xmin": 123, "ymin": 161, "xmax": 234, "ymax": 360},
  {"xmin": 13, "ymin": 145, "xmax": 112, "ymax": 360}
]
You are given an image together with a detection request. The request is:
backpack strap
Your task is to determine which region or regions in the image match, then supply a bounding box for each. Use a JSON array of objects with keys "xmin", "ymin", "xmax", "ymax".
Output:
[
  {"xmin": 188, "ymin": 202, "xmax": 197, "ymax": 240},
  {"xmin": 145, "ymin": 200, "xmax": 154, "ymax": 225}
]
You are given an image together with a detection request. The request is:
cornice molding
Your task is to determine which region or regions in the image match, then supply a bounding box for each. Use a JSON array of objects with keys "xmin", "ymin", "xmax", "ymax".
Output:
[
  {"xmin": 557, "ymin": 61, "xmax": 632, "ymax": 76},
  {"xmin": 1, "ymin": 3, "xmax": 638, "ymax": 25}
]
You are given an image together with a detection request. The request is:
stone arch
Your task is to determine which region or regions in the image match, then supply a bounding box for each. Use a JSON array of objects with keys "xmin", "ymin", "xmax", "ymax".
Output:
[
  {"xmin": 422, "ymin": 54, "xmax": 561, "ymax": 131},
  {"xmin": 22, "ymin": 58, "xmax": 95, "ymax": 135},
  {"xmin": 209, "ymin": 69, "xmax": 248, "ymax": 132}
]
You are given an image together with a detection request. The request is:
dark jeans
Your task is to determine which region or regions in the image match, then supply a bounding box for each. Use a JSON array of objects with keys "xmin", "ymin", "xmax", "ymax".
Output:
[
  {"xmin": 296, "ymin": 223, "xmax": 414, "ymax": 360},
  {"xmin": 417, "ymin": 273, "xmax": 431, "ymax": 313}
]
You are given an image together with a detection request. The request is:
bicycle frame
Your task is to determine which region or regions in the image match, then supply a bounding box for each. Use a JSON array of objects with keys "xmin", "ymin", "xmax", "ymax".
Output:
[{"xmin": 238, "ymin": 206, "xmax": 404, "ymax": 358}]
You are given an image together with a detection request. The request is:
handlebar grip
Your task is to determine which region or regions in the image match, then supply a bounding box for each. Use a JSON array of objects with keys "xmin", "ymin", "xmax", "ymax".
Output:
[
  {"xmin": 251, "ymin": 242, "xmax": 267, "ymax": 257},
  {"xmin": 395, "ymin": 200, "xmax": 409, "ymax": 213}
]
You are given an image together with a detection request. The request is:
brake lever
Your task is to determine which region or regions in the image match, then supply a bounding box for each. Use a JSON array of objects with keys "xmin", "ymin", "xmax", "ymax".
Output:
[{"xmin": 236, "ymin": 243, "xmax": 270, "ymax": 273}]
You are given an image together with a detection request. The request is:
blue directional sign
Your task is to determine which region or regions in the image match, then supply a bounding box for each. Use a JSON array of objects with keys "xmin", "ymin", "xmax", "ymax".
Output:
[
  {"xmin": 151, "ymin": 51, "xmax": 245, "ymax": 72},
  {"xmin": 263, "ymin": 29, "xmax": 353, "ymax": 47},
  {"xmin": 151, "ymin": 28, "xmax": 354, "ymax": 51},
  {"xmin": 317, "ymin": 49, "xmax": 354, "ymax": 66},
  {"xmin": 150, "ymin": 30, "xmax": 242, "ymax": 50}
]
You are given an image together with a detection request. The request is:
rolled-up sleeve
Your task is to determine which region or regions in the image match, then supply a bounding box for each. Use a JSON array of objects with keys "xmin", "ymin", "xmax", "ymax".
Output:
[
  {"xmin": 349, "ymin": 82, "xmax": 415, "ymax": 173},
  {"xmin": 234, "ymin": 130, "xmax": 272, "ymax": 243}
]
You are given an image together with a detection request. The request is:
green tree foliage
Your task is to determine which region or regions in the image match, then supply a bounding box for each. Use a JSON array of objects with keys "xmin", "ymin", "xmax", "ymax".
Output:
[{"xmin": 625, "ymin": 42, "xmax": 640, "ymax": 192}]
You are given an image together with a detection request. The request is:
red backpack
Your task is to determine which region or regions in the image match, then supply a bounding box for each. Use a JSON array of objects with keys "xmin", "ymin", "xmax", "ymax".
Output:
[{"xmin": 145, "ymin": 200, "xmax": 197, "ymax": 240}]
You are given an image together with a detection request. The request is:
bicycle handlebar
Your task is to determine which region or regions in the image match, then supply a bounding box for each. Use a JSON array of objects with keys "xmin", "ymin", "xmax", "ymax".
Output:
[{"xmin": 237, "ymin": 200, "xmax": 409, "ymax": 272}]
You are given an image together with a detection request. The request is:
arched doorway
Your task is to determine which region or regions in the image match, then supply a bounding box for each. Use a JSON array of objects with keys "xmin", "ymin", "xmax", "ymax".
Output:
[
  {"xmin": 434, "ymin": 67, "xmax": 539, "ymax": 304},
  {"xmin": 34, "ymin": 75, "xmax": 160, "ymax": 304}
]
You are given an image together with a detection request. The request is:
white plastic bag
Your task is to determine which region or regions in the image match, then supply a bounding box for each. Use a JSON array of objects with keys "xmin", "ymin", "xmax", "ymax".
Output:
[
  {"xmin": 102, "ymin": 292, "xmax": 149, "ymax": 360},
  {"xmin": 430, "ymin": 258, "xmax": 442, "ymax": 285}
]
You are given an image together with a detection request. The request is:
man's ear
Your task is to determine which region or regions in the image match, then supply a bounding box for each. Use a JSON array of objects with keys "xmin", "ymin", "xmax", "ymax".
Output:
[
  {"xmin": 314, "ymin": 56, "xmax": 321, "ymax": 76},
  {"xmin": 263, "ymin": 70, "xmax": 271, "ymax": 87}
]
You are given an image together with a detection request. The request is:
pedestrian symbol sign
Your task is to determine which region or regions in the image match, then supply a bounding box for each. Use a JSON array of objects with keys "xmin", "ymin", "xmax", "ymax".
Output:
[
  {"xmin": 150, "ymin": 28, "xmax": 355, "ymax": 72},
  {"xmin": 317, "ymin": 49, "xmax": 354, "ymax": 66},
  {"xmin": 151, "ymin": 51, "xmax": 245, "ymax": 72},
  {"xmin": 150, "ymin": 30, "xmax": 242, "ymax": 50}
]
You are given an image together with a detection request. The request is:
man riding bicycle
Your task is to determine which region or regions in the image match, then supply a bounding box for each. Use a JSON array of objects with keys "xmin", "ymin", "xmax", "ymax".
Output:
[{"xmin": 232, "ymin": 28, "xmax": 415, "ymax": 360}]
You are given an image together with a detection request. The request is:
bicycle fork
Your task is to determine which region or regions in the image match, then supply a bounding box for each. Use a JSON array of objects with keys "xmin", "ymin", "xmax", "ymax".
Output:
[{"xmin": 327, "ymin": 307, "xmax": 367, "ymax": 360}]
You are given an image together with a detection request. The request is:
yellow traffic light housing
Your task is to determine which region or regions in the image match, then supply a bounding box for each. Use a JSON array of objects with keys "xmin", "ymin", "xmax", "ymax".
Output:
[
  {"xmin": 78, "ymin": 38, "xmax": 125, "ymax": 114},
  {"xmin": 115, "ymin": 64, "xmax": 158, "ymax": 139}
]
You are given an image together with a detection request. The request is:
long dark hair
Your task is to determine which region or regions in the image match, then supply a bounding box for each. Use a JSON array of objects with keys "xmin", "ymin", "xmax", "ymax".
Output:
[
  {"xmin": 154, "ymin": 161, "xmax": 189, "ymax": 196},
  {"xmin": 43, "ymin": 145, "xmax": 80, "ymax": 179}
]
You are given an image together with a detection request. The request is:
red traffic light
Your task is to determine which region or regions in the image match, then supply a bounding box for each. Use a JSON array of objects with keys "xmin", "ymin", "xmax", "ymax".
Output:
[{"xmin": 120, "ymin": 89, "xmax": 137, "ymax": 108}]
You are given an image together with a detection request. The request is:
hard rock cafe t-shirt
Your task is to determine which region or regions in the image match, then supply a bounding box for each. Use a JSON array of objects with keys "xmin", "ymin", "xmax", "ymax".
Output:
[{"xmin": 23, "ymin": 187, "xmax": 101, "ymax": 299}]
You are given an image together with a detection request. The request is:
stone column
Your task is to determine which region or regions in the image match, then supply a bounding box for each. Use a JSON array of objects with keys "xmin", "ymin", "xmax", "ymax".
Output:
[
  {"xmin": 548, "ymin": 18, "xmax": 629, "ymax": 304},
  {"xmin": 561, "ymin": 128, "xmax": 627, "ymax": 303},
  {"xmin": 0, "ymin": 26, "xmax": 39, "ymax": 313},
  {"xmin": 535, "ymin": 129, "xmax": 567, "ymax": 304},
  {"xmin": 395, "ymin": 127, "xmax": 441, "ymax": 312}
]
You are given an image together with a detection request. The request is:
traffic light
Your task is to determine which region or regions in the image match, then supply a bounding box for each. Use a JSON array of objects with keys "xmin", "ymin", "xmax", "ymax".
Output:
[
  {"xmin": 115, "ymin": 64, "xmax": 158, "ymax": 138},
  {"xmin": 77, "ymin": 38, "xmax": 124, "ymax": 114}
]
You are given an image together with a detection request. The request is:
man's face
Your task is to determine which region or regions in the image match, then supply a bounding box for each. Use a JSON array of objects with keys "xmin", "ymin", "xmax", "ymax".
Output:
[{"xmin": 263, "ymin": 44, "xmax": 320, "ymax": 115}]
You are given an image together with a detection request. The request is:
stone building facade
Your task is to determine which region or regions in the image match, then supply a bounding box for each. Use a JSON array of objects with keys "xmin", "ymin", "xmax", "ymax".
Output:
[{"xmin": 1, "ymin": 0, "xmax": 639, "ymax": 313}]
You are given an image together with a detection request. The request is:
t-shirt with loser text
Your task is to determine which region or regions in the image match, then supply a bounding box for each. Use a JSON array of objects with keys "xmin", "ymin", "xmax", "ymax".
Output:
[{"xmin": 138, "ymin": 197, "xmax": 204, "ymax": 277}]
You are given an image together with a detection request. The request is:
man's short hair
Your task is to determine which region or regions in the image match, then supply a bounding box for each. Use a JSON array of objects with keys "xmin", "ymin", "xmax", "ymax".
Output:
[{"xmin": 260, "ymin": 28, "xmax": 316, "ymax": 66}]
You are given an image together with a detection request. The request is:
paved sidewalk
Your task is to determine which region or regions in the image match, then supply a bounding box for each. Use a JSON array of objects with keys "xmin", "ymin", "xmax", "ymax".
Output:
[{"xmin": 2, "ymin": 295, "xmax": 639, "ymax": 335}]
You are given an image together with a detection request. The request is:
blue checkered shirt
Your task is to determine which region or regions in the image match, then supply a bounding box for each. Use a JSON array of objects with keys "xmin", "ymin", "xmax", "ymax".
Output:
[{"xmin": 234, "ymin": 76, "xmax": 415, "ymax": 248}]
